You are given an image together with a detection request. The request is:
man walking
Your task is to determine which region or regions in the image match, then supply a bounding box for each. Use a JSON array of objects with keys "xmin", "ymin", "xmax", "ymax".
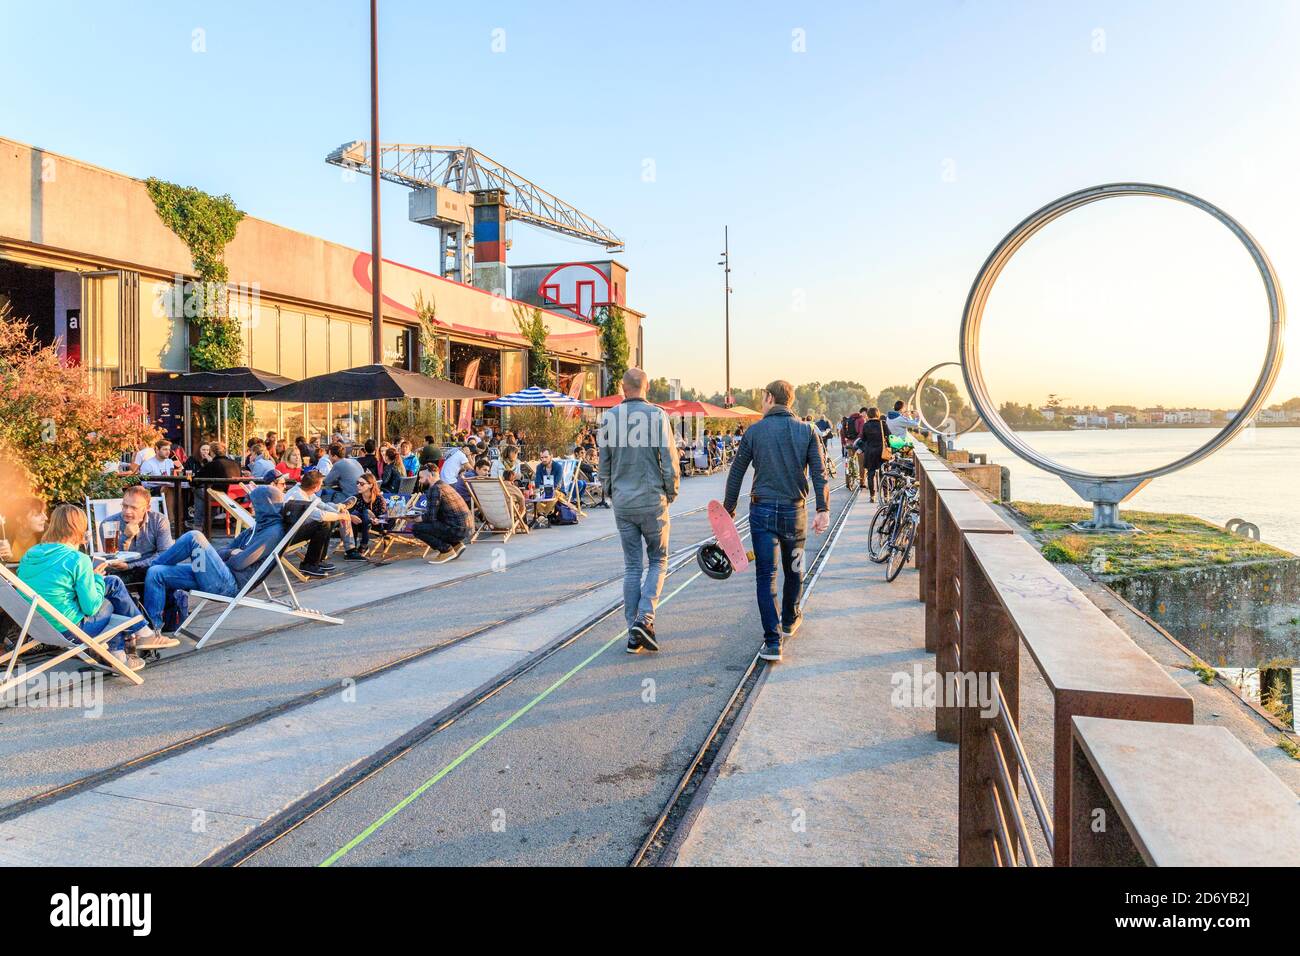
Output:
[
  {"xmin": 598, "ymin": 367, "xmax": 680, "ymax": 653},
  {"xmin": 723, "ymin": 380, "xmax": 829, "ymax": 662}
]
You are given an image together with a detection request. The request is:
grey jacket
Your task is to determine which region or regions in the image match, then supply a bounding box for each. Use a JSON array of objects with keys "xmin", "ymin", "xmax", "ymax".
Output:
[
  {"xmin": 723, "ymin": 405, "xmax": 828, "ymax": 514},
  {"xmin": 598, "ymin": 398, "xmax": 680, "ymax": 514},
  {"xmin": 120, "ymin": 509, "xmax": 174, "ymax": 571},
  {"xmin": 321, "ymin": 456, "xmax": 364, "ymax": 502}
]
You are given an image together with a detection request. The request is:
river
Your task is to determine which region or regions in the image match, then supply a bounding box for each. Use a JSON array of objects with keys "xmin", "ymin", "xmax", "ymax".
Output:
[{"xmin": 956, "ymin": 427, "xmax": 1300, "ymax": 555}]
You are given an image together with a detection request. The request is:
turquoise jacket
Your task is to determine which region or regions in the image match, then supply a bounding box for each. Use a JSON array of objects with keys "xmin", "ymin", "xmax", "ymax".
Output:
[{"xmin": 17, "ymin": 542, "xmax": 105, "ymax": 630}]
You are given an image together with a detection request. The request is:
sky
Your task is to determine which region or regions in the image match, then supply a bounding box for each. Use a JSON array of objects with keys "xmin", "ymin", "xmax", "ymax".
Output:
[{"xmin": 2, "ymin": 0, "xmax": 1299, "ymax": 409}]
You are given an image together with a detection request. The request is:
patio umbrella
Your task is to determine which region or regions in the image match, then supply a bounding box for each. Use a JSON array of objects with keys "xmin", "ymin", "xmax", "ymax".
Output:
[
  {"xmin": 585, "ymin": 394, "xmax": 672, "ymax": 409},
  {"xmin": 726, "ymin": 404, "xmax": 763, "ymax": 419},
  {"xmin": 486, "ymin": 385, "xmax": 590, "ymax": 408},
  {"xmin": 261, "ymin": 364, "xmax": 496, "ymax": 404},
  {"xmin": 659, "ymin": 399, "xmax": 738, "ymax": 418},
  {"xmin": 113, "ymin": 366, "xmax": 295, "ymax": 447}
]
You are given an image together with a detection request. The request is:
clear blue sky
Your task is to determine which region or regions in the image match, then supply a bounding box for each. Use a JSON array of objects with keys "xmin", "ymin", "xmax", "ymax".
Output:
[{"xmin": 3, "ymin": 0, "xmax": 1298, "ymax": 408}]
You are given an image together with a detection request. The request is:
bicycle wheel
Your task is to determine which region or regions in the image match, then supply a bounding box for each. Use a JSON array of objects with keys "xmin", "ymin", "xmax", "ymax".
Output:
[
  {"xmin": 885, "ymin": 516, "xmax": 918, "ymax": 582},
  {"xmin": 867, "ymin": 503, "xmax": 894, "ymax": 563}
]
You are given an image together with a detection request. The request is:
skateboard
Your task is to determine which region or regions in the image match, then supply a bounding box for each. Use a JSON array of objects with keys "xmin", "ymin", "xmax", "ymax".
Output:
[{"xmin": 698, "ymin": 500, "xmax": 754, "ymax": 579}]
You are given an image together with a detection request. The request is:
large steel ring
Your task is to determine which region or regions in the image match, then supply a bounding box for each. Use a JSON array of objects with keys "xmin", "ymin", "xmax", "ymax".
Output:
[
  {"xmin": 912, "ymin": 361, "xmax": 980, "ymax": 438},
  {"xmin": 960, "ymin": 183, "xmax": 1285, "ymax": 485}
]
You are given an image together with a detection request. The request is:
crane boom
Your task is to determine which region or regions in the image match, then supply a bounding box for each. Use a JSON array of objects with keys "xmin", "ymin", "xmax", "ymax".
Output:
[{"xmin": 326, "ymin": 141, "xmax": 624, "ymax": 251}]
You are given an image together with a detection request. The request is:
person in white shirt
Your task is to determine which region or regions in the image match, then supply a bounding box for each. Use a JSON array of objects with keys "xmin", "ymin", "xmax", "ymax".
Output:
[
  {"xmin": 132, "ymin": 444, "xmax": 157, "ymax": 472},
  {"xmin": 439, "ymin": 443, "xmax": 471, "ymax": 485},
  {"xmin": 138, "ymin": 440, "xmax": 175, "ymax": 477}
]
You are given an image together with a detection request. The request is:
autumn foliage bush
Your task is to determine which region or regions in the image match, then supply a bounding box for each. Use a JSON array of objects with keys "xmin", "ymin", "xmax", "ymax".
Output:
[{"xmin": 0, "ymin": 303, "xmax": 158, "ymax": 505}]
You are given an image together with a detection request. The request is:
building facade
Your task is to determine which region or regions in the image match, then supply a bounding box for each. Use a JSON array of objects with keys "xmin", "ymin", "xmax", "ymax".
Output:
[{"xmin": 0, "ymin": 137, "xmax": 642, "ymax": 447}]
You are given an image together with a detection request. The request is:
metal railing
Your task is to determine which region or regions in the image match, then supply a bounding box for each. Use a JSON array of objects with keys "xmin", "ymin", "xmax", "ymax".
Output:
[{"xmin": 913, "ymin": 446, "xmax": 1197, "ymax": 866}]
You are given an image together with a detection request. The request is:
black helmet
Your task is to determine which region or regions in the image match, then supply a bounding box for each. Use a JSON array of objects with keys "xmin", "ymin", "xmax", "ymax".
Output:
[{"xmin": 696, "ymin": 542, "xmax": 733, "ymax": 580}]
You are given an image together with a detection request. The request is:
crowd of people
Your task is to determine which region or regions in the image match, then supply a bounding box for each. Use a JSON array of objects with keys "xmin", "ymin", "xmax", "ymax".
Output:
[{"xmin": 839, "ymin": 400, "xmax": 920, "ymax": 501}]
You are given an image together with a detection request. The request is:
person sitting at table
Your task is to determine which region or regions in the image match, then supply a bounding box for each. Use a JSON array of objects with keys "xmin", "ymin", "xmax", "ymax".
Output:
[
  {"xmin": 413, "ymin": 478, "xmax": 472, "ymax": 564},
  {"xmin": 142, "ymin": 484, "xmax": 287, "ymax": 632},
  {"xmin": 17, "ymin": 504, "xmax": 166, "ymax": 672},
  {"xmin": 399, "ymin": 440, "xmax": 419, "ymax": 476},
  {"xmin": 533, "ymin": 448, "xmax": 564, "ymax": 500},
  {"xmin": 100, "ymin": 485, "xmax": 173, "ymax": 586},
  {"xmin": 500, "ymin": 468, "xmax": 527, "ymax": 518},
  {"xmin": 286, "ymin": 469, "xmax": 364, "ymax": 563},
  {"xmin": 247, "ymin": 441, "xmax": 278, "ymax": 480},
  {"xmin": 380, "ymin": 447, "xmax": 406, "ymax": 493},
  {"xmin": 194, "ymin": 442, "xmax": 214, "ymax": 467},
  {"xmin": 353, "ymin": 471, "xmax": 387, "ymax": 553},
  {"xmin": 276, "ymin": 446, "xmax": 303, "ymax": 481},
  {"xmin": 189, "ymin": 439, "xmax": 242, "ymax": 518},
  {"xmin": 356, "ymin": 438, "xmax": 380, "ymax": 478},
  {"xmin": 138, "ymin": 439, "xmax": 176, "ymax": 478},
  {"xmin": 320, "ymin": 442, "xmax": 362, "ymax": 503}
]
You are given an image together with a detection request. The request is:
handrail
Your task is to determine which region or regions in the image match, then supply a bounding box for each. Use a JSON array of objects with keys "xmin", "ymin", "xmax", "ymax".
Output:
[{"xmin": 913, "ymin": 452, "xmax": 1196, "ymax": 866}]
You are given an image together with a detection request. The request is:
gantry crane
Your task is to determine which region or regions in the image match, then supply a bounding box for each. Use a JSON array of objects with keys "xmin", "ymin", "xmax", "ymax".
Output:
[{"xmin": 326, "ymin": 141, "xmax": 624, "ymax": 286}]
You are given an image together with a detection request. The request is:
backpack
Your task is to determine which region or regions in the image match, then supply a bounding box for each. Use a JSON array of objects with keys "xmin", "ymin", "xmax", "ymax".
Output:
[
  {"xmin": 163, "ymin": 588, "xmax": 189, "ymax": 633},
  {"xmin": 551, "ymin": 502, "xmax": 579, "ymax": 525}
]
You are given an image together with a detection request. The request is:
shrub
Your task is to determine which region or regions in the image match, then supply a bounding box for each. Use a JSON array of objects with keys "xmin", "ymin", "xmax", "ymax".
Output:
[
  {"xmin": 506, "ymin": 407, "xmax": 582, "ymax": 460},
  {"xmin": 0, "ymin": 304, "xmax": 158, "ymax": 505}
]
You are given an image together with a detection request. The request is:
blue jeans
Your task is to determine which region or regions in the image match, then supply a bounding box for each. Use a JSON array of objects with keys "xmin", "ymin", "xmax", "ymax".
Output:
[
  {"xmin": 749, "ymin": 501, "xmax": 806, "ymax": 641},
  {"xmin": 142, "ymin": 530, "xmax": 238, "ymax": 628},
  {"xmin": 616, "ymin": 510, "xmax": 670, "ymax": 628},
  {"xmin": 79, "ymin": 574, "xmax": 147, "ymax": 651}
]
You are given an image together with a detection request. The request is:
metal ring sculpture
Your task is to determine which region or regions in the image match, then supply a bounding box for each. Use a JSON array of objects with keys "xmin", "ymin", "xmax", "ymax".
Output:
[
  {"xmin": 959, "ymin": 183, "xmax": 1285, "ymax": 528},
  {"xmin": 912, "ymin": 361, "xmax": 980, "ymax": 438}
]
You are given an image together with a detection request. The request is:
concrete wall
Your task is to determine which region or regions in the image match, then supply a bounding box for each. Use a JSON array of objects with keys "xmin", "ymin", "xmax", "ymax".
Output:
[{"xmin": 1108, "ymin": 559, "xmax": 1300, "ymax": 667}]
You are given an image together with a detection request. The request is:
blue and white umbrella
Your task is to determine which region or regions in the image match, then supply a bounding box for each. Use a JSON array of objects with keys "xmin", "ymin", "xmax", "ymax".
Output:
[{"xmin": 486, "ymin": 385, "xmax": 590, "ymax": 408}]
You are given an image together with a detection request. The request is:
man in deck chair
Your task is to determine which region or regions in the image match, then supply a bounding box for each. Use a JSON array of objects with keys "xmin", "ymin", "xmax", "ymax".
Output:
[{"xmin": 140, "ymin": 484, "xmax": 287, "ymax": 634}]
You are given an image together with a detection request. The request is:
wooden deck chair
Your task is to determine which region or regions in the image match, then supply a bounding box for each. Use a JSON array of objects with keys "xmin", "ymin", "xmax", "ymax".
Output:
[
  {"xmin": 0, "ymin": 564, "xmax": 145, "ymax": 696},
  {"xmin": 466, "ymin": 477, "xmax": 528, "ymax": 544},
  {"xmin": 207, "ymin": 488, "xmax": 256, "ymax": 532},
  {"xmin": 84, "ymin": 494, "xmax": 168, "ymax": 552},
  {"xmin": 177, "ymin": 499, "xmax": 344, "ymax": 650}
]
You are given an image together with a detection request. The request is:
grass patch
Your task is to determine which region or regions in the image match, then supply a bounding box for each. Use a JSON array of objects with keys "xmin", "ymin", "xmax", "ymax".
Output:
[
  {"xmin": 1008, "ymin": 501, "xmax": 1291, "ymax": 575},
  {"xmin": 1182, "ymin": 656, "xmax": 1219, "ymax": 685},
  {"xmin": 1279, "ymin": 735, "xmax": 1300, "ymax": 761}
]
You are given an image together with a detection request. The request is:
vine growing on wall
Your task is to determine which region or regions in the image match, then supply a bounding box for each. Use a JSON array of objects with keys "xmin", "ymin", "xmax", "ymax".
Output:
[
  {"xmin": 413, "ymin": 291, "xmax": 446, "ymax": 379},
  {"xmin": 513, "ymin": 304, "xmax": 554, "ymax": 389},
  {"xmin": 145, "ymin": 177, "xmax": 246, "ymax": 435},
  {"xmin": 596, "ymin": 305, "xmax": 630, "ymax": 395}
]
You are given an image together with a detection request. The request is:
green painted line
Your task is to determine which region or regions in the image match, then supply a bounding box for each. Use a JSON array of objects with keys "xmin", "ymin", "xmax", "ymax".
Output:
[{"xmin": 320, "ymin": 569, "xmax": 705, "ymax": 867}]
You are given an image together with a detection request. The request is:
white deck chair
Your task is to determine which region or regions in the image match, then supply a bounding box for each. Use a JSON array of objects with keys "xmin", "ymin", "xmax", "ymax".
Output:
[
  {"xmin": 0, "ymin": 564, "xmax": 144, "ymax": 696},
  {"xmin": 84, "ymin": 494, "xmax": 168, "ymax": 552},
  {"xmin": 557, "ymin": 458, "xmax": 585, "ymax": 518},
  {"xmin": 466, "ymin": 477, "xmax": 529, "ymax": 544},
  {"xmin": 177, "ymin": 499, "xmax": 344, "ymax": 649}
]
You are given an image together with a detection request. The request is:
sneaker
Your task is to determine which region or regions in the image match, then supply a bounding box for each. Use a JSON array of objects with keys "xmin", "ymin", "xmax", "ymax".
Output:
[
  {"xmin": 134, "ymin": 631, "xmax": 181, "ymax": 651},
  {"xmin": 427, "ymin": 548, "xmax": 457, "ymax": 565},
  {"xmin": 112, "ymin": 649, "xmax": 147, "ymax": 672},
  {"xmin": 758, "ymin": 639, "xmax": 783, "ymax": 662},
  {"xmin": 450, "ymin": 542, "xmax": 466, "ymax": 559},
  {"xmin": 317, "ymin": 561, "xmax": 337, "ymax": 571},
  {"xmin": 298, "ymin": 563, "xmax": 327, "ymax": 578},
  {"xmin": 630, "ymin": 620, "xmax": 658, "ymax": 652},
  {"xmin": 781, "ymin": 612, "xmax": 803, "ymax": 639},
  {"xmin": 340, "ymin": 496, "xmax": 358, "ymax": 510},
  {"xmin": 625, "ymin": 633, "xmax": 644, "ymax": 654},
  {"xmin": 343, "ymin": 549, "xmax": 367, "ymax": 561}
]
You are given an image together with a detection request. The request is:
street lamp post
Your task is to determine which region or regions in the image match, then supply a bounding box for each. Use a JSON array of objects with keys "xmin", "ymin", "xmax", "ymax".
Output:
[
  {"xmin": 718, "ymin": 226, "xmax": 732, "ymax": 407},
  {"xmin": 369, "ymin": 0, "xmax": 386, "ymax": 441}
]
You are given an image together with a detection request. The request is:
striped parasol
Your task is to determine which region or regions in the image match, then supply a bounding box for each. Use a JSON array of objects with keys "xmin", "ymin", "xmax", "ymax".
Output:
[{"xmin": 486, "ymin": 385, "xmax": 591, "ymax": 408}]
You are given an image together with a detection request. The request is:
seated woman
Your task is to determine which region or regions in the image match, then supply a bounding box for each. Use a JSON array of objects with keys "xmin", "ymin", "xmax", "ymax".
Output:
[
  {"xmin": 276, "ymin": 446, "xmax": 303, "ymax": 482},
  {"xmin": 0, "ymin": 494, "xmax": 49, "ymax": 563},
  {"xmin": 380, "ymin": 447, "xmax": 406, "ymax": 493},
  {"xmin": 16, "ymin": 505, "xmax": 173, "ymax": 672},
  {"xmin": 352, "ymin": 471, "xmax": 388, "ymax": 553}
]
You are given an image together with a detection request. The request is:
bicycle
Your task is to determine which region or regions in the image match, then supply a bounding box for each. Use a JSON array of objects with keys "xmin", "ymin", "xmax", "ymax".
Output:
[
  {"xmin": 884, "ymin": 485, "xmax": 920, "ymax": 582},
  {"xmin": 844, "ymin": 451, "xmax": 860, "ymax": 492}
]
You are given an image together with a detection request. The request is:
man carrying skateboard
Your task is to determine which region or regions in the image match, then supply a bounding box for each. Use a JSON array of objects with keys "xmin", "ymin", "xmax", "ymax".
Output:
[
  {"xmin": 598, "ymin": 367, "xmax": 680, "ymax": 653},
  {"xmin": 723, "ymin": 380, "xmax": 830, "ymax": 662}
]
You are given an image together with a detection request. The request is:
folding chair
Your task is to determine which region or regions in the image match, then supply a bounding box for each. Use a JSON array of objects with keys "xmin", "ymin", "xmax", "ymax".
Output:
[
  {"xmin": 177, "ymin": 499, "xmax": 344, "ymax": 650},
  {"xmin": 466, "ymin": 477, "xmax": 529, "ymax": 544},
  {"xmin": 84, "ymin": 495, "xmax": 168, "ymax": 553},
  {"xmin": 397, "ymin": 475, "xmax": 418, "ymax": 494},
  {"xmin": 0, "ymin": 564, "xmax": 144, "ymax": 696},
  {"xmin": 557, "ymin": 458, "xmax": 586, "ymax": 518}
]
